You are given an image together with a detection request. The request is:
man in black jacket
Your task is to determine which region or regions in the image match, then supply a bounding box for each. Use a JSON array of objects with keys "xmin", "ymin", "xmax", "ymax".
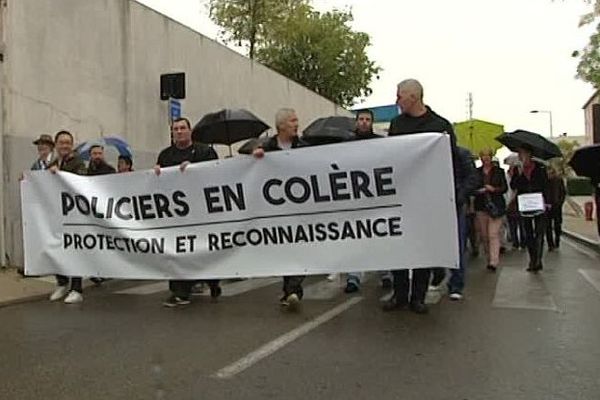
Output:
[
  {"xmin": 87, "ymin": 145, "xmax": 116, "ymax": 176},
  {"xmin": 253, "ymin": 108, "xmax": 305, "ymax": 310},
  {"xmin": 155, "ymin": 117, "xmax": 220, "ymax": 308},
  {"xmin": 383, "ymin": 79, "xmax": 458, "ymax": 314},
  {"xmin": 343, "ymin": 109, "xmax": 394, "ymax": 293}
]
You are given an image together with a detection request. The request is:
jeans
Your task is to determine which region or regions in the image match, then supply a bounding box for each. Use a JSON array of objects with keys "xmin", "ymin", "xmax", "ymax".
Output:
[{"xmin": 449, "ymin": 207, "xmax": 468, "ymax": 294}]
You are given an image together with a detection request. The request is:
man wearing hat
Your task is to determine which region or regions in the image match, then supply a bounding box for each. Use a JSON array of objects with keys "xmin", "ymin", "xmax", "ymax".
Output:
[{"xmin": 31, "ymin": 134, "xmax": 54, "ymax": 171}]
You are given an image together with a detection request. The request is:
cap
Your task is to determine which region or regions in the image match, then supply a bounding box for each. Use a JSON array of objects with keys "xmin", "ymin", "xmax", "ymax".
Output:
[{"xmin": 33, "ymin": 134, "xmax": 54, "ymax": 147}]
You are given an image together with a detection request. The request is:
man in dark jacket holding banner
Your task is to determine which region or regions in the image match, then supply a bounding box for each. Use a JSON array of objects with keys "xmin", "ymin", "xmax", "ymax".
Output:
[
  {"xmin": 155, "ymin": 117, "xmax": 220, "ymax": 308},
  {"xmin": 253, "ymin": 108, "xmax": 305, "ymax": 310},
  {"xmin": 383, "ymin": 79, "xmax": 459, "ymax": 314}
]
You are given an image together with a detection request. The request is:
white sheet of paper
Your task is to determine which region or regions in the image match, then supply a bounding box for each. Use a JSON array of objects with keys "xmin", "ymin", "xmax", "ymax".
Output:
[{"xmin": 518, "ymin": 193, "xmax": 545, "ymax": 212}]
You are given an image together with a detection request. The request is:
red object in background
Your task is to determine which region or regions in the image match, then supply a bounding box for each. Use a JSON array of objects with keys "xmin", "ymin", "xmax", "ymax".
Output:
[{"xmin": 584, "ymin": 201, "xmax": 594, "ymax": 221}]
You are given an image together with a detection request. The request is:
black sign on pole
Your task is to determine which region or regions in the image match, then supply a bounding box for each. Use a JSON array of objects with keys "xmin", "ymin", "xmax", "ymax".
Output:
[{"xmin": 160, "ymin": 73, "xmax": 186, "ymax": 100}]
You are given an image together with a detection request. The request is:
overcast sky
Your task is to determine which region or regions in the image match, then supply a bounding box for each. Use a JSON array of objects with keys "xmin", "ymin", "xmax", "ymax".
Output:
[{"xmin": 137, "ymin": 0, "xmax": 596, "ymax": 138}]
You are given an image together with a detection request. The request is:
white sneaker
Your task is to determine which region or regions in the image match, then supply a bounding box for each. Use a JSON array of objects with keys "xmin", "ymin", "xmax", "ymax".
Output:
[
  {"xmin": 64, "ymin": 291, "xmax": 83, "ymax": 304},
  {"xmin": 327, "ymin": 273, "xmax": 339, "ymax": 282},
  {"xmin": 285, "ymin": 293, "xmax": 300, "ymax": 311},
  {"xmin": 49, "ymin": 286, "xmax": 69, "ymax": 301},
  {"xmin": 428, "ymin": 285, "xmax": 442, "ymax": 292},
  {"xmin": 449, "ymin": 292, "xmax": 463, "ymax": 301}
]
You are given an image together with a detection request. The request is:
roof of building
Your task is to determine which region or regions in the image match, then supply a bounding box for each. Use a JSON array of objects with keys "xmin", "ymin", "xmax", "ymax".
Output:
[
  {"xmin": 583, "ymin": 89, "xmax": 600, "ymax": 110},
  {"xmin": 352, "ymin": 104, "xmax": 398, "ymax": 123}
]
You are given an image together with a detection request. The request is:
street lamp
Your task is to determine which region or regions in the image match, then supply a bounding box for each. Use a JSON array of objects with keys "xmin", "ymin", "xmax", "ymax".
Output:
[{"xmin": 530, "ymin": 110, "xmax": 554, "ymax": 138}]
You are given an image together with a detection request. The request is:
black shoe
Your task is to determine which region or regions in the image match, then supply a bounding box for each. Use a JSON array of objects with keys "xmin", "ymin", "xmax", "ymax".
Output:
[
  {"xmin": 344, "ymin": 282, "xmax": 359, "ymax": 294},
  {"xmin": 409, "ymin": 302, "xmax": 429, "ymax": 314},
  {"xmin": 487, "ymin": 265, "xmax": 497, "ymax": 272},
  {"xmin": 162, "ymin": 295, "xmax": 191, "ymax": 308},
  {"xmin": 500, "ymin": 247, "xmax": 506, "ymax": 254},
  {"xmin": 210, "ymin": 285, "xmax": 222, "ymax": 299},
  {"xmin": 382, "ymin": 297, "xmax": 408, "ymax": 312},
  {"xmin": 548, "ymin": 246, "xmax": 555, "ymax": 252}
]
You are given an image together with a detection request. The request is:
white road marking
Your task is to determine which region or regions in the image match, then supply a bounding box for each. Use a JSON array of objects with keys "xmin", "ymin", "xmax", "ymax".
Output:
[
  {"xmin": 578, "ymin": 269, "xmax": 600, "ymax": 295},
  {"xmin": 212, "ymin": 297, "xmax": 363, "ymax": 379},
  {"xmin": 492, "ymin": 267, "xmax": 558, "ymax": 311}
]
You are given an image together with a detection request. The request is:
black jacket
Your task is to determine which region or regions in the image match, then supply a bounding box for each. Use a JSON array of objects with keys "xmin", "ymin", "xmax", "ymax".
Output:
[
  {"xmin": 157, "ymin": 142, "xmax": 218, "ymax": 167},
  {"xmin": 388, "ymin": 106, "xmax": 456, "ymax": 149},
  {"xmin": 474, "ymin": 166, "xmax": 508, "ymax": 215},
  {"xmin": 261, "ymin": 135, "xmax": 304, "ymax": 152},
  {"xmin": 546, "ymin": 177, "xmax": 566, "ymax": 206},
  {"xmin": 87, "ymin": 161, "xmax": 116, "ymax": 176},
  {"xmin": 455, "ymin": 147, "xmax": 480, "ymax": 209},
  {"xmin": 354, "ymin": 130, "xmax": 381, "ymax": 140},
  {"xmin": 49, "ymin": 152, "xmax": 86, "ymax": 175},
  {"xmin": 510, "ymin": 161, "xmax": 549, "ymax": 202}
]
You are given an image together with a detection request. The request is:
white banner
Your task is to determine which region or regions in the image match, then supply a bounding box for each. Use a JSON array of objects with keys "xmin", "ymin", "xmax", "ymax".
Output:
[{"xmin": 21, "ymin": 133, "xmax": 459, "ymax": 280}]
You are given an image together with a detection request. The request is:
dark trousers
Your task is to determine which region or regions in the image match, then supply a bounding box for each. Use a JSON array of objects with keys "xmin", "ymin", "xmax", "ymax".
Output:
[
  {"xmin": 56, "ymin": 275, "xmax": 82, "ymax": 293},
  {"xmin": 546, "ymin": 206, "xmax": 563, "ymax": 248},
  {"xmin": 466, "ymin": 213, "xmax": 478, "ymax": 254},
  {"xmin": 508, "ymin": 214, "xmax": 526, "ymax": 248},
  {"xmin": 523, "ymin": 215, "xmax": 546, "ymax": 269},
  {"xmin": 283, "ymin": 276, "xmax": 305, "ymax": 299},
  {"xmin": 169, "ymin": 279, "xmax": 219, "ymax": 299},
  {"xmin": 391, "ymin": 269, "xmax": 430, "ymax": 305}
]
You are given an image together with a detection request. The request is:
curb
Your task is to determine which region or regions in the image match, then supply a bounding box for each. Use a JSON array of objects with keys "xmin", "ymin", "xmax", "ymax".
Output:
[{"xmin": 563, "ymin": 229, "xmax": 600, "ymax": 254}]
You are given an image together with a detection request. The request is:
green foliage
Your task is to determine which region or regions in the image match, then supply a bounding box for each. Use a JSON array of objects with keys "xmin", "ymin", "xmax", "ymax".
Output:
[
  {"xmin": 209, "ymin": 1, "xmax": 381, "ymax": 107},
  {"xmin": 549, "ymin": 139, "xmax": 579, "ymax": 178},
  {"xmin": 573, "ymin": 1, "xmax": 600, "ymax": 87},
  {"xmin": 567, "ymin": 176, "xmax": 594, "ymax": 196}
]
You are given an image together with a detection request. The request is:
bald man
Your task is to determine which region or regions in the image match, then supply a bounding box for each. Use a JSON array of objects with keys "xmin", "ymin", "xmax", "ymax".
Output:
[{"xmin": 384, "ymin": 78, "xmax": 457, "ymax": 314}]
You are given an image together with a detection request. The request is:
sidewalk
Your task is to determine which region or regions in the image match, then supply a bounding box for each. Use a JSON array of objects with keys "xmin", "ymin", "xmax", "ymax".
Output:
[
  {"xmin": 0, "ymin": 268, "xmax": 54, "ymax": 307},
  {"xmin": 562, "ymin": 195, "xmax": 600, "ymax": 251}
]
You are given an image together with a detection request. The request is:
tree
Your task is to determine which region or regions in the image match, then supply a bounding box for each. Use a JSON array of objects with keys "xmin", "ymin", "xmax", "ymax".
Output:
[
  {"xmin": 209, "ymin": 1, "xmax": 381, "ymax": 107},
  {"xmin": 550, "ymin": 138, "xmax": 579, "ymax": 177},
  {"xmin": 209, "ymin": 0, "xmax": 307, "ymax": 59},
  {"xmin": 255, "ymin": 8, "xmax": 381, "ymax": 107},
  {"xmin": 573, "ymin": 1, "xmax": 600, "ymax": 87}
]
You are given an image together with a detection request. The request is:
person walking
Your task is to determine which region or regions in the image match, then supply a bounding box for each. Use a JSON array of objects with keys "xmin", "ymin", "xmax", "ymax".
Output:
[
  {"xmin": 382, "ymin": 78, "xmax": 457, "ymax": 314},
  {"xmin": 155, "ymin": 117, "xmax": 221, "ymax": 307},
  {"xmin": 545, "ymin": 167, "xmax": 566, "ymax": 251},
  {"xmin": 473, "ymin": 148, "xmax": 508, "ymax": 272},
  {"xmin": 47, "ymin": 130, "xmax": 87, "ymax": 304},
  {"xmin": 511, "ymin": 146, "xmax": 549, "ymax": 272}
]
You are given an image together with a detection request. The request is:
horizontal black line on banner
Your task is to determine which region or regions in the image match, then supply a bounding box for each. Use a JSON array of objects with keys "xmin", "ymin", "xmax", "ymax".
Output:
[{"xmin": 62, "ymin": 203, "xmax": 403, "ymax": 232}]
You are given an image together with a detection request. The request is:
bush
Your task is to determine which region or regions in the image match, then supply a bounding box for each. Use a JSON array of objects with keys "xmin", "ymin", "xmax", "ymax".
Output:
[{"xmin": 567, "ymin": 177, "xmax": 594, "ymax": 196}]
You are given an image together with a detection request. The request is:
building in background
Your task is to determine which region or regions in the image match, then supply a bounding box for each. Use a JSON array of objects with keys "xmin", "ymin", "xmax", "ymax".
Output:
[
  {"xmin": 583, "ymin": 89, "xmax": 600, "ymax": 145},
  {"xmin": 0, "ymin": 0, "xmax": 349, "ymax": 267}
]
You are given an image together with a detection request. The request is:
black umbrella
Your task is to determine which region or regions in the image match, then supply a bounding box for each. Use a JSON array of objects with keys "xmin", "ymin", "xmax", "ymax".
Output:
[
  {"xmin": 495, "ymin": 129, "xmax": 561, "ymax": 160},
  {"xmin": 302, "ymin": 116, "xmax": 355, "ymax": 146},
  {"xmin": 569, "ymin": 144, "xmax": 600, "ymax": 179},
  {"xmin": 302, "ymin": 127, "xmax": 355, "ymax": 146},
  {"xmin": 237, "ymin": 136, "xmax": 270, "ymax": 155},
  {"xmin": 303, "ymin": 116, "xmax": 355, "ymax": 137},
  {"xmin": 192, "ymin": 109, "xmax": 269, "ymax": 156}
]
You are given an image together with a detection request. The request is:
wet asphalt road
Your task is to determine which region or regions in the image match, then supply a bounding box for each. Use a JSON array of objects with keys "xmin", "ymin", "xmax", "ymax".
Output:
[{"xmin": 1, "ymin": 238, "xmax": 599, "ymax": 400}]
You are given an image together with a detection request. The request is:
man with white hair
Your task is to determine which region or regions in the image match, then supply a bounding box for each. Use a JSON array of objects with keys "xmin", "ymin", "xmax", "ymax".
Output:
[
  {"xmin": 384, "ymin": 78, "xmax": 458, "ymax": 314},
  {"xmin": 253, "ymin": 108, "xmax": 306, "ymax": 310}
]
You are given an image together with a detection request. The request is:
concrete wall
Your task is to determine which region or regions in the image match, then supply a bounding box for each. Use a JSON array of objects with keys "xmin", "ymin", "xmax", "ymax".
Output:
[{"xmin": 1, "ymin": 0, "xmax": 349, "ymax": 267}]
